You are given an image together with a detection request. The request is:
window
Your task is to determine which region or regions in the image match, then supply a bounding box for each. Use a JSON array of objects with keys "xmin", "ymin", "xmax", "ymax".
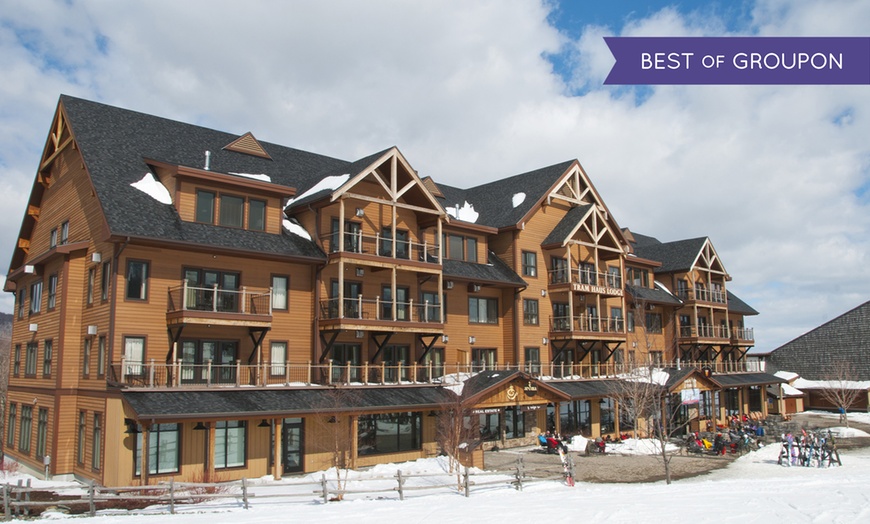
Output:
[
  {"xmin": 523, "ymin": 299, "xmax": 539, "ymax": 325},
  {"xmin": 447, "ymin": 234, "xmax": 464, "ymax": 261},
  {"xmin": 578, "ymin": 262, "xmax": 595, "ymax": 285},
  {"xmin": 17, "ymin": 290, "xmax": 24, "ymax": 318},
  {"xmin": 249, "ymin": 199, "xmax": 266, "ymax": 231},
  {"xmin": 60, "ymin": 221, "xmax": 69, "ymax": 244},
  {"xmin": 101, "ymin": 261, "xmax": 111, "ymax": 301},
  {"xmin": 599, "ymin": 398, "xmax": 615, "ymax": 434},
  {"xmin": 650, "ymin": 351, "xmax": 663, "ymax": 365},
  {"xmin": 330, "ymin": 219, "xmax": 362, "ymax": 253},
  {"xmin": 219, "ymin": 194, "xmax": 244, "ymax": 227},
  {"xmin": 183, "ymin": 268, "xmax": 240, "ymax": 312},
  {"xmin": 552, "ymin": 302, "xmax": 570, "ymax": 331},
  {"xmin": 521, "ymin": 251, "xmax": 537, "ymax": 277},
  {"xmin": 215, "ymin": 421, "xmax": 246, "ymax": 469},
  {"xmin": 504, "ymin": 406, "xmax": 528, "ymax": 439},
  {"xmin": 423, "ymin": 347, "xmax": 444, "ymax": 378},
  {"xmin": 25, "ymin": 342, "xmax": 37, "ymax": 376},
  {"xmin": 627, "ymin": 267, "xmax": 649, "ymax": 287},
  {"xmin": 607, "ymin": 266, "xmax": 622, "ymax": 288},
  {"xmin": 270, "ymin": 341, "xmax": 287, "ymax": 376},
  {"xmin": 48, "ymin": 274, "xmax": 58, "ymax": 309},
  {"xmin": 83, "ymin": 338, "xmax": 91, "ymax": 377},
  {"xmin": 645, "ymin": 313, "xmax": 663, "ymax": 334},
  {"xmin": 87, "ymin": 267, "xmax": 96, "ymax": 304},
  {"xmin": 465, "ymin": 237, "xmax": 478, "ymax": 263},
  {"xmin": 560, "ymin": 400, "xmax": 592, "ymax": 436},
  {"xmin": 380, "ymin": 228, "xmax": 410, "ymax": 259},
  {"xmin": 473, "ymin": 348, "xmax": 497, "ymax": 370},
  {"xmin": 551, "ymin": 257, "xmax": 569, "ymax": 284},
  {"xmin": 195, "ymin": 190, "xmax": 215, "ymax": 223},
  {"xmin": 92, "ymin": 413, "xmax": 102, "ymax": 470},
  {"xmin": 13, "ymin": 344, "xmax": 20, "ymax": 376},
  {"xmin": 30, "ymin": 280, "xmax": 43, "ymax": 314},
  {"xmin": 383, "ymin": 345, "xmax": 411, "ymax": 382},
  {"xmin": 381, "ymin": 286, "xmax": 409, "ymax": 321},
  {"xmin": 357, "ymin": 412, "xmax": 421, "ymax": 455},
  {"xmin": 97, "ymin": 336, "xmax": 106, "ymax": 376},
  {"xmin": 6, "ymin": 404, "xmax": 15, "ymax": 449},
  {"xmin": 135, "ymin": 423, "xmax": 180, "ymax": 475},
  {"xmin": 524, "ymin": 347, "xmax": 540, "ymax": 374},
  {"xmin": 420, "ymin": 291, "xmax": 442, "ymax": 322},
  {"xmin": 627, "ymin": 310, "xmax": 635, "ymax": 332},
  {"xmin": 77, "ymin": 411, "xmax": 86, "ymax": 464},
  {"xmin": 43, "ymin": 339, "xmax": 52, "ymax": 377},
  {"xmin": 610, "ymin": 307, "xmax": 624, "ymax": 331},
  {"xmin": 126, "ymin": 260, "xmax": 149, "ymax": 300},
  {"xmin": 478, "ymin": 412, "xmax": 500, "ymax": 441},
  {"xmin": 124, "ymin": 336, "xmax": 145, "ymax": 376},
  {"xmin": 50, "ymin": 228, "xmax": 58, "ymax": 248},
  {"xmin": 271, "ymin": 275, "xmax": 288, "ymax": 310},
  {"xmin": 19, "ymin": 406, "xmax": 32, "ymax": 453},
  {"xmin": 330, "ymin": 343, "xmax": 361, "ymax": 382},
  {"xmin": 36, "ymin": 408, "xmax": 48, "ymax": 459},
  {"xmin": 469, "ymin": 297, "xmax": 498, "ymax": 324}
]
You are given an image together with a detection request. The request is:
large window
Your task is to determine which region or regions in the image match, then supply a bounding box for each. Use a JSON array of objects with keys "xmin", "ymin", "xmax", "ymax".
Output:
[
  {"xmin": 331, "ymin": 343, "xmax": 361, "ymax": 382},
  {"xmin": 521, "ymin": 251, "xmax": 537, "ymax": 277},
  {"xmin": 126, "ymin": 260, "xmax": 149, "ymax": 300},
  {"xmin": 270, "ymin": 341, "xmax": 287, "ymax": 376},
  {"xmin": 469, "ymin": 297, "xmax": 498, "ymax": 324},
  {"xmin": 19, "ymin": 406, "xmax": 32, "ymax": 453},
  {"xmin": 215, "ymin": 421, "xmax": 246, "ymax": 469},
  {"xmin": 183, "ymin": 268, "xmax": 240, "ymax": 312},
  {"xmin": 599, "ymin": 398, "xmax": 615, "ymax": 434},
  {"xmin": 560, "ymin": 400, "xmax": 592, "ymax": 436},
  {"xmin": 357, "ymin": 412, "xmax": 421, "ymax": 455},
  {"xmin": 195, "ymin": 190, "xmax": 215, "ymax": 223},
  {"xmin": 473, "ymin": 348, "xmax": 497, "ymax": 370},
  {"xmin": 627, "ymin": 267, "xmax": 649, "ymax": 287},
  {"xmin": 249, "ymin": 199, "xmax": 266, "ymax": 231},
  {"xmin": 6, "ymin": 404, "xmax": 15, "ymax": 449},
  {"xmin": 25, "ymin": 342, "xmax": 37, "ymax": 376},
  {"xmin": 383, "ymin": 345, "xmax": 411, "ymax": 382},
  {"xmin": 380, "ymin": 228, "xmax": 410, "ymax": 259},
  {"xmin": 504, "ymin": 406, "xmax": 529, "ymax": 439},
  {"xmin": 524, "ymin": 347, "xmax": 540, "ymax": 374},
  {"xmin": 477, "ymin": 412, "xmax": 500, "ymax": 441},
  {"xmin": 48, "ymin": 274, "xmax": 58, "ymax": 309},
  {"xmin": 36, "ymin": 408, "xmax": 48, "ymax": 459},
  {"xmin": 443, "ymin": 234, "xmax": 478, "ymax": 262},
  {"xmin": 271, "ymin": 275, "xmax": 288, "ymax": 310},
  {"xmin": 135, "ymin": 423, "xmax": 180, "ymax": 475},
  {"xmin": 219, "ymin": 194, "xmax": 245, "ymax": 227},
  {"xmin": 30, "ymin": 280, "xmax": 43, "ymax": 314},
  {"xmin": 645, "ymin": 312, "xmax": 663, "ymax": 333},
  {"xmin": 523, "ymin": 299, "xmax": 539, "ymax": 325},
  {"xmin": 43, "ymin": 339, "xmax": 52, "ymax": 377},
  {"xmin": 92, "ymin": 413, "xmax": 102, "ymax": 470},
  {"xmin": 124, "ymin": 336, "xmax": 145, "ymax": 376}
]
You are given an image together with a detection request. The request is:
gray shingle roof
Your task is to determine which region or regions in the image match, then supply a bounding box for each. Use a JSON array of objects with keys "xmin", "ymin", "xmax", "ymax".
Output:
[
  {"xmin": 768, "ymin": 300, "xmax": 870, "ymax": 380},
  {"xmin": 626, "ymin": 284, "xmax": 683, "ymax": 306},
  {"xmin": 542, "ymin": 204, "xmax": 593, "ymax": 247},
  {"xmin": 727, "ymin": 291, "xmax": 759, "ymax": 316},
  {"xmin": 710, "ymin": 372, "xmax": 785, "ymax": 388},
  {"xmin": 442, "ymin": 251, "xmax": 526, "ymax": 287},
  {"xmin": 633, "ymin": 237, "xmax": 708, "ymax": 273},
  {"xmin": 547, "ymin": 379, "xmax": 624, "ymax": 399},
  {"xmin": 61, "ymin": 95, "xmax": 347, "ymax": 259},
  {"xmin": 436, "ymin": 161, "xmax": 575, "ymax": 229}
]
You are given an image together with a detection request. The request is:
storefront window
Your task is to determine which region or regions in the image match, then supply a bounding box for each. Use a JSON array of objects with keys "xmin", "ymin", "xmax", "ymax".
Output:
[{"xmin": 357, "ymin": 412, "xmax": 421, "ymax": 455}]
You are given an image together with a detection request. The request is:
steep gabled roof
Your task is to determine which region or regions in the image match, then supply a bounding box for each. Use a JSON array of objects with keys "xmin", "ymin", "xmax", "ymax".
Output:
[
  {"xmin": 52, "ymin": 95, "xmax": 348, "ymax": 261},
  {"xmin": 626, "ymin": 284, "xmax": 683, "ymax": 306},
  {"xmin": 632, "ymin": 237, "xmax": 708, "ymax": 273},
  {"xmin": 442, "ymin": 251, "xmax": 526, "ymax": 287},
  {"xmin": 727, "ymin": 290, "xmax": 759, "ymax": 316},
  {"xmin": 541, "ymin": 204, "xmax": 593, "ymax": 247},
  {"xmin": 768, "ymin": 300, "xmax": 870, "ymax": 381}
]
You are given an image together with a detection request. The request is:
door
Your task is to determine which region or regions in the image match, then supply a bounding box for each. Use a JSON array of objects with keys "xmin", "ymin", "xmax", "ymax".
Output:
[
  {"xmin": 282, "ymin": 418, "xmax": 304, "ymax": 474},
  {"xmin": 181, "ymin": 340, "xmax": 236, "ymax": 384}
]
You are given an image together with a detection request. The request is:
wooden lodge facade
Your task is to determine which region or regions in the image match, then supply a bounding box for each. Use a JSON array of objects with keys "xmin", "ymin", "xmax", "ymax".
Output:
[{"xmin": 4, "ymin": 96, "xmax": 781, "ymax": 486}]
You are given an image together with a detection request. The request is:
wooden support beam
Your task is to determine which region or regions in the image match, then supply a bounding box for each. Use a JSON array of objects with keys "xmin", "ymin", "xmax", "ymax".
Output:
[{"xmin": 319, "ymin": 330, "xmax": 340, "ymax": 363}]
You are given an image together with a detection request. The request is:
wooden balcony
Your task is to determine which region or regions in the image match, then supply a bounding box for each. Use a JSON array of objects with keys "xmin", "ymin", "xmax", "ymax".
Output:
[
  {"xmin": 547, "ymin": 268, "xmax": 624, "ymax": 297},
  {"xmin": 549, "ymin": 314, "xmax": 626, "ymax": 341},
  {"xmin": 321, "ymin": 231, "xmax": 440, "ymax": 270},
  {"xmin": 166, "ymin": 282, "xmax": 272, "ymax": 327},
  {"xmin": 318, "ymin": 297, "xmax": 444, "ymax": 333},
  {"xmin": 676, "ymin": 287, "xmax": 727, "ymax": 305},
  {"xmin": 731, "ymin": 327, "xmax": 755, "ymax": 345},
  {"xmin": 678, "ymin": 324, "xmax": 731, "ymax": 342}
]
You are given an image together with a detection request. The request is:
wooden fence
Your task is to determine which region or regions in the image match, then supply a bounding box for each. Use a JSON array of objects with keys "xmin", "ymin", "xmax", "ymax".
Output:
[{"xmin": 3, "ymin": 457, "xmax": 570, "ymax": 519}]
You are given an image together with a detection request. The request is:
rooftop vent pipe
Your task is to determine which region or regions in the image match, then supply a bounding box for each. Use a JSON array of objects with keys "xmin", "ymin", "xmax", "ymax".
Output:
[{"xmin": 204, "ymin": 150, "xmax": 211, "ymax": 171}]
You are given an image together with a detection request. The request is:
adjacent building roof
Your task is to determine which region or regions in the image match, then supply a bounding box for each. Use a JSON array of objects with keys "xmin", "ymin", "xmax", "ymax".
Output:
[
  {"xmin": 768, "ymin": 300, "xmax": 870, "ymax": 381},
  {"xmin": 626, "ymin": 284, "xmax": 683, "ymax": 306},
  {"xmin": 632, "ymin": 237, "xmax": 708, "ymax": 273},
  {"xmin": 727, "ymin": 290, "xmax": 759, "ymax": 316}
]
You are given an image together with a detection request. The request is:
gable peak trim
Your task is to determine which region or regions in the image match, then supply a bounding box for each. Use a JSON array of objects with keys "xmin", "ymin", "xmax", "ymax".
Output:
[{"xmin": 223, "ymin": 131, "xmax": 272, "ymax": 160}]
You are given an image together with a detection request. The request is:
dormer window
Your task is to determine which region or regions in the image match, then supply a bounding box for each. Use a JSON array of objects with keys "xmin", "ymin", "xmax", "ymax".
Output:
[
  {"xmin": 60, "ymin": 221, "xmax": 69, "ymax": 245},
  {"xmin": 219, "ymin": 194, "xmax": 244, "ymax": 227},
  {"xmin": 195, "ymin": 189, "xmax": 265, "ymax": 231}
]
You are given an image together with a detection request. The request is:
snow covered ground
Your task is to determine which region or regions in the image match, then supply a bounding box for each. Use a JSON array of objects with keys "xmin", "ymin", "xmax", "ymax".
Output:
[{"xmin": 9, "ymin": 412, "xmax": 870, "ymax": 523}]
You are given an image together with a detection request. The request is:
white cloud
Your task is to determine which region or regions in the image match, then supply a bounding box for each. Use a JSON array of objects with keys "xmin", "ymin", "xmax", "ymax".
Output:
[{"xmin": 0, "ymin": 0, "xmax": 867, "ymax": 351}]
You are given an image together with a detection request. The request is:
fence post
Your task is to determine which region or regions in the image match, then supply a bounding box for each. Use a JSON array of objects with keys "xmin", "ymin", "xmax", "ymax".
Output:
[
  {"xmin": 396, "ymin": 469, "xmax": 404, "ymax": 501},
  {"xmin": 23, "ymin": 479, "xmax": 30, "ymax": 517},
  {"xmin": 169, "ymin": 477, "xmax": 175, "ymax": 515},
  {"xmin": 88, "ymin": 480, "xmax": 95, "ymax": 517},
  {"xmin": 463, "ymin": 467, "xmax": 470, "ymax": 498},
  {"xmin": 2, "ymin": 484, "xmax": 7, "ymax": 521},
  {"xmin": 241, "ymin": 478, "xmax": 249, "ymax": 509},
  {"xmin": 13, "ymin": 480, "xmax": 21, "ymax": 518},
  {"xmin": 515, "ymin": 456, "xmax": 524, "ymax": 491},
  {"xmin": 321, "ymin": 473, "xmax": 329, "ymax": 504}
]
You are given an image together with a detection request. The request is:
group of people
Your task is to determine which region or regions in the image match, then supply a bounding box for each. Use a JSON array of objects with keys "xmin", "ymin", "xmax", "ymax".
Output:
[{"xmin": 538, "ymin": 431, "xmax": 568, "ymax": 454}]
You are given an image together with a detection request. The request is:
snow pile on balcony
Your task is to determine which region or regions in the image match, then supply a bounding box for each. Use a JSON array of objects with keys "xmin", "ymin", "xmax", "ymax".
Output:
[
  {"xmin": 285, "ymin": 174, "xmax": 350, "ymax": 209},
  {"xmin": 283, "ymin": 218, "xmax": 311, "ymax": 240},
  {"xmin": 446, "ymin": 201, "xmax": 479, "ymax": 223},
  {"xmin": 131, "ymin": 172, "xmax": 171, "ymax": 204},
  {"xmin": 512, "ymin": 192, "xmax": 526, "ymax": 208},
  {"xmin": 229, "ymin": 172, "xmax": 272, "ymax": 183}
]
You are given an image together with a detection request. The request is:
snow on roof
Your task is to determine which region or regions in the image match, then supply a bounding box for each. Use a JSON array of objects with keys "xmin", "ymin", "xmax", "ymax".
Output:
[
  {"xmin": 445, "ymin": 201, "xmax": 479, "ymax": 223},
  {"xmin": 283, "ymin": 218, "xmax": 311, "ymax": 240},
  {"xmin": 229, "ymin": 172, "xmax": 271, "ymax": 183},
  {"xmin": 654, "ymin": 280, "xmax": 678, "ymax": 298},
  {"xmin": 285, "ymin": 174, "xmax": 350, "ymax": 209},
  {"xmin": 774, "ymin": 370, "xmax": 800, "ymax": 382},
  {"xmin": 617, "ymin": 368, "xmax": 670, "ymax": 385},
  {"xmin": 793, "ymin": 377, "xmax": 870, "ymax": 390},
  {"xmin": 131, "ymin": 172, "xmax": 171, "ymax": 204},
  {"xmin": 512, "ymin": 192, "xmax": 526, "ymax": 208}
]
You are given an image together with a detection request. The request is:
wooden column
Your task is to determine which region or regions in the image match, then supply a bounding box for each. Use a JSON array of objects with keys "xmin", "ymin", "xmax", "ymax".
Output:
[{"xmin": 272, "ymin": 418, "xmax": 283, "ymax": 481}]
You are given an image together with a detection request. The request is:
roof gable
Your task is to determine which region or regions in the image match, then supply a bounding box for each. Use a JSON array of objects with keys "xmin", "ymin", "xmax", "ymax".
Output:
[{"xmin": 223, "ymin": 131, "xmax": 272, "ymax": 160}]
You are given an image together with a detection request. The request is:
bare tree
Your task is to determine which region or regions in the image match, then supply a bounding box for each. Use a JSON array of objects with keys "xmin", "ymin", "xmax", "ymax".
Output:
[
  {"xmin": 0, "ymin": 315, "xmax": 12, "ymax": 456},
  {"xmin": 310, "ymin": 386, "xmax": 360, "ymax": 500},
  {"xmin": 819, "ymin": 360, "xmax": 865, "ymax": 428},
  {"xmin": 435, "ymin": 390, "xmax": 478, "ymax": 490}
]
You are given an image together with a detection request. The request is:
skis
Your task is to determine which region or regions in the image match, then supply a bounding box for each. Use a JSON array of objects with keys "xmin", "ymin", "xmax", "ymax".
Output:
[{"xmin": 558, "ymin": 446, "xmax": 575, "ymax": 486}]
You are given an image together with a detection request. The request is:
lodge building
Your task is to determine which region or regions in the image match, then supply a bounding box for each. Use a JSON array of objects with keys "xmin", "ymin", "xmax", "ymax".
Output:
[{"xmin": 4, "ymin": 96, "xmax": 782, "ymax": 486}]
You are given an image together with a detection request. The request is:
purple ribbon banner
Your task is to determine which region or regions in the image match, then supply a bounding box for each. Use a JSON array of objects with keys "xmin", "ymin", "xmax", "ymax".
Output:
[{"xmin": 604, "ymin": 37, "xmax": 870, "ymax": 85}]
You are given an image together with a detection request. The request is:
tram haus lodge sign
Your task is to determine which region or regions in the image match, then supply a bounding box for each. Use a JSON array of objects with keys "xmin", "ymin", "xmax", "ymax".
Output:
[
  {"xmin": 571, "ymin": 282, "xmax": 623, "ymax": 296},
  {"xmin": 603, "ymin": 37, "xmax": 870, "ymax": 85}
]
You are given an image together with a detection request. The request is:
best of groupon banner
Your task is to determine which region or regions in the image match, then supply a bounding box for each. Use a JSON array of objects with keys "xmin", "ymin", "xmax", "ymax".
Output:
[{"xmin": 603, "ymin": 37, "xmax": 870, "ymax": 85}]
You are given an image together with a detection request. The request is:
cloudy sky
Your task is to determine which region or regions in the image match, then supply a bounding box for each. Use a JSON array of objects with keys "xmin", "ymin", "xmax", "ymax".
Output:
[{"xmin": 0, "ymin": 0, "xmax": 867, "ymax": 352}]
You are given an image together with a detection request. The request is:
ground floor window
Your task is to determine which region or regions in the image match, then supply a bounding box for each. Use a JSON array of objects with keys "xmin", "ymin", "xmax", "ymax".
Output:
[
  {"xmin": 215, "ymin": 421, "xmax": 246, "ymax": 468},
  {"xmin": 504, "ymin": 407, "xmax": 530, "ymax": 439},
  {"xmin": 36, "ymin": 408, "xmax": 48, "ymax": 460},
  {"xmin": 357, "ymin": 412, "xmax": 422, "ymax": 455},
  {"xmin": 136, "ymin": 423, "xmax": 180, "ymax": 475},
  {"xmin": 559, "ymin": 400, "xmax": 591, "ymax": 436},
  {"xmin": 599, "ymin": 398, "xmax": 615, "ymax": 434},
  {"xmin": 748, "ymin": 386, "xmax": 763, "ymax": 412},
  {"xmin": 477, "ymin": 412, "xmax": 500, "ymax": 441},
  {"xmin": 724, "ymin": 389, "xmax": 740, "ymax": 416}
]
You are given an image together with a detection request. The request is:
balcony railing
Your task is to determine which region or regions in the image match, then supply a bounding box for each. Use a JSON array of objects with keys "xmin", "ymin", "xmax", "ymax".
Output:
[
  {"xmin": 676, "ymin": 287, "xmax": 727, "ymax": 304},
  {"xmin": 731, "ymin": 327, "xmax": 755, "ymax": 341},
  {"xmin": 679, "ymin": 324, "xmax": 731, "ymax": 339},
  {"xmin": 319, "ymin": 297, "xmax": 442, "ymax": 323},
  {"xmin": 167, "ymin": 281, "xmax": 272, "ymax": 315},
  {"xmin": 550, "ymin": 315, "xmax": 625, "ymax": 334},
  {"xmin": 108, "ymin": 358, "xmax": 768, "ymax": 389},
  {"xmin": 548, "ymin": 268, "xmax": 622, "ymax": 289},
  {"xmin": 321, "ymin": 231, "xmax": 439, "ymax": 263}
]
